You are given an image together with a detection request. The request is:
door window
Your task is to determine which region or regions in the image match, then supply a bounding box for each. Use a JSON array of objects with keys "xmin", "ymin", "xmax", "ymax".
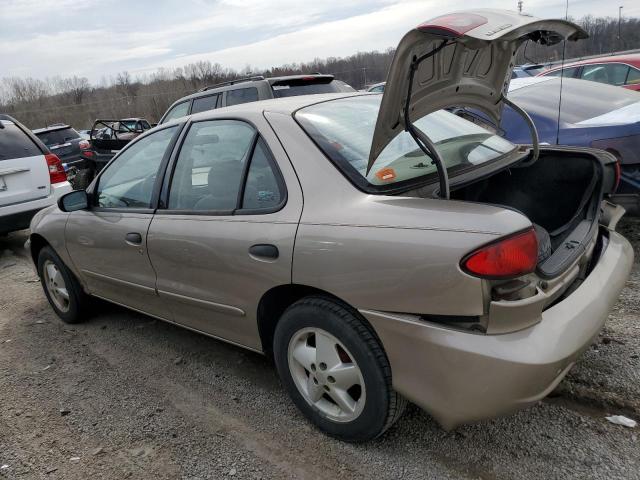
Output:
[
  {"xmin": 162, "ymin": 101, "xmax": 190, "ymax": 123},
  {"xmin": 580, "ymin": 63, "xmax": 629, "ymax": 86},
  {"xmin": 626, "ymin": 67, "xmax": 640, "ymax": 86},
  {"xmin": 544, "ymin": 66, "xmax": 578, "ymax": 78},
  {"xmin": 168, "ymin": 120, "xmax": 255, "ymax": 211},
  {"xmin": 226, "ymin": 87, "xmax": 259, "ymax": 106},
  {"xmin": 241, "ymin": 138, "xmax": 284, "ymax": 210},
  {"xmin": 191, "ymin": 94, "xmax": 219, "ymax": 114},
  {"xmin": 96, "ymin": 126, "xmax": 177, "ymax": 209}
]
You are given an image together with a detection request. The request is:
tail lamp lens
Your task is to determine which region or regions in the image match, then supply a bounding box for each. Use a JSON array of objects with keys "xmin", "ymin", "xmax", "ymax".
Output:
[
  {"xmin": 45, "ymin": 153, "xmax": 67, "ymax": 184},
  {"xmin": 462, "ymin": 228, "xmax": 538, "ymax": 279}
]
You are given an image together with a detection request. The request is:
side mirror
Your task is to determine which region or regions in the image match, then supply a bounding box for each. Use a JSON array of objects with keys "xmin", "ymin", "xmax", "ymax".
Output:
[{"xmin": 58, "ymin": 190, "xmax": 89, "ymax": 212}]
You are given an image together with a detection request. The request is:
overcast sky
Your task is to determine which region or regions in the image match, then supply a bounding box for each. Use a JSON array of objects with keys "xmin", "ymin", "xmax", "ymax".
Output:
[{"xmin": 1, "ymin": 0, "xmax": 638, "ymax": 83}]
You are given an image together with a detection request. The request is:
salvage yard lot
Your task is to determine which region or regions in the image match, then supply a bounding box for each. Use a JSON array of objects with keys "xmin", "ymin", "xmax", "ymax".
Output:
[{"xmin": 1, "ymin": 220, "xmax": 639, "ymax": 480}]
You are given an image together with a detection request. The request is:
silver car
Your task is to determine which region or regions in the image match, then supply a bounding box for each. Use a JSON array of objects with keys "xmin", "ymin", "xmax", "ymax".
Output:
[{"xmin": 29, "ymin": 10, "xmax": 633, "ymax": 441}]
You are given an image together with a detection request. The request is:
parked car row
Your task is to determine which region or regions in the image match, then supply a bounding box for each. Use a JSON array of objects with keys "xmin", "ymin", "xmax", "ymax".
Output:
[{"xmin": 25, "ymin": 10, "xmax": 633, "ymax": 443}]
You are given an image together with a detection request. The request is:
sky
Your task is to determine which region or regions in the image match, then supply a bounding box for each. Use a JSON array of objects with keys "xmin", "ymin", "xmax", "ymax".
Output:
[{"xmin": 1, "ymin": 0, "xmax": 639, "ymax": 83}]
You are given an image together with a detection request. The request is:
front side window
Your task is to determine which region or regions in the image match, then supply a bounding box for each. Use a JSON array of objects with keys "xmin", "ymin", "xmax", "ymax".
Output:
[
  {"xmin": 97, "ymin": 126, "xmax": 177, "ymax": 208},
  {"xmin": 168, "ymin": 120, "xmax": 255, "ymax": 211},
  {"xmin": 226, "ymin": 88, "xmax": 259, "ymax": 106},
  {"xmin": 191, "ymin": 94, "xmax": 219, "ymax": 114},
  {"xmin": 162, "ymin": 101, "xmax": 190, "ymax": 124},
  {"xmin": 581, "ymin": 63, "xmax": 629, "ymax": 86},
  {"xmin": 296, "ymin": 96, "xmax": 516, "ymax": 189}
]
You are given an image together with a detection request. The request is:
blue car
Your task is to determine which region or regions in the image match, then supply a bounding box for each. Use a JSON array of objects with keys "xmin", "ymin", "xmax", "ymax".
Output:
[{"xmin": 471, "ymin": 77, "xmax": 640, "ymax": 214}]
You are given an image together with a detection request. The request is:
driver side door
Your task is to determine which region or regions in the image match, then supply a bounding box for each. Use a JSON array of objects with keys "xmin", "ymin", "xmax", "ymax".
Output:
[{"xmin": 65, "ymin": 125, "xmax": 181, "ymax": 318}]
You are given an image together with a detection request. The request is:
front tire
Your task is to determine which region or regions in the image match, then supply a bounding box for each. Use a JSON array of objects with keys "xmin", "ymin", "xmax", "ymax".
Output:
[
  {"xmin": 273, "ymin": 296, "xmax": 406, "ymax": 442},
  {"xmin": 37, "ymin": 246, "xmax": 89, "ymax": 323}
]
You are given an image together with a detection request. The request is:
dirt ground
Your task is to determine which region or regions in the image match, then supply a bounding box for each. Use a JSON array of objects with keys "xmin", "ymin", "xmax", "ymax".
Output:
[{"xmin": 1, "ymin": 219, "xmax": 639, "ymax": 480}]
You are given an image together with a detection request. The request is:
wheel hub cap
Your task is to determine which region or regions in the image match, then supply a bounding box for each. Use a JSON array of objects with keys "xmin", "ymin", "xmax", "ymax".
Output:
[
  {"xmin": 43, "ymin": 260, "xmax": 70, "ymax": 313},
  {"xmin": 288, "ymin": 328, "xmax": 366, "ymax": 422}
]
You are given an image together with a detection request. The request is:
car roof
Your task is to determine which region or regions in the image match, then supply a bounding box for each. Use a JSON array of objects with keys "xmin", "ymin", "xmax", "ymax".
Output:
[
  {"xmin": 165, "ymin": 92, "xmax": 367, "ymax": 125},
  {"xmin": 33, "ymin": 124, "xmax": 72, "ymax": 134},
  {"xmin": 545, "ymin": 53, "xmax": 640, "ymax": 72}
]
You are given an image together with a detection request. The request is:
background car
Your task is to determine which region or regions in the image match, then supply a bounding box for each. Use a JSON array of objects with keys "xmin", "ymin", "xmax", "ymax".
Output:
[
  {"xmin": 1, "ymin": 115, "xmax": 71, "ymax": 234},
  {"xmin": 159, "ymin": 74, "xmax": 355, "ymax": 124},
  {"xmin": 537, "ymin": 53, "xmax": 640, "ymax": 90},
  {"xmin": 502, "ymin": 77, "xmax": 640, "ymax": 213},
  {"xmin": 33, "ymin": 123, "xmax": 92, "ymax": 170},
  {"xmin": 366, "ymin": 82, "xmax": 386, "ymax": 93},
  {"xmin": 511, "ymin": 63, "xmax": 546, "ymax": 78}
]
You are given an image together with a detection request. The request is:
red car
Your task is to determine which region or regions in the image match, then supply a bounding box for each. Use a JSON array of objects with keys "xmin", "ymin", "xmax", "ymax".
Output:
[{"xmin": 538, "ymin": 53, "xmax": 640, "ymax": 91}]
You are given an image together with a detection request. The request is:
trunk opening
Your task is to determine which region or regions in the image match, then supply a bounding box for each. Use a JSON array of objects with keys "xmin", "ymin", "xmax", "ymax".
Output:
[{"xmin": 450, "ymin": 149, "xmax": 603, "ymax": 278}]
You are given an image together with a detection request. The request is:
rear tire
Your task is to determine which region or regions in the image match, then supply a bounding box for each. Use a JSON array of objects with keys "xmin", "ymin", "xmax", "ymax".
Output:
[
  {"xmin": 37, "ymin": 246, "xmax": 90, "ymax": 324},
  {"xmin": 273, "ymin": 296, "xmax": 406, "ymax": 442}
]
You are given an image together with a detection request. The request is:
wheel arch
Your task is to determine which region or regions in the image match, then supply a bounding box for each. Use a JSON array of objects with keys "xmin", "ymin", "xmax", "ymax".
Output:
[
  {"xmin": 256, "ymin": 284, "xmax": 385, "ymax": 359},
  {"xmin": 29, "ymin": 233, "xmax": 51, "ymax": 268}
]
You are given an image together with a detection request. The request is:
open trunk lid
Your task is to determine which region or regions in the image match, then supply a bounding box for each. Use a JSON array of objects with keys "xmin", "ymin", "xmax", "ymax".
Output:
[{"xmin": 368, "ymin": 9, "xmax": 587, "ymax": 170}]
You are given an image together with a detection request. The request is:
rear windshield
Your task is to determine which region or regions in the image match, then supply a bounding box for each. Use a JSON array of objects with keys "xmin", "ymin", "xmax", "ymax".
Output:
[
  {"xmin": 271, "ymin": 78, "xmax": 355, "ymax": 98},
  {"xmin": 35, "ymin": 127, "xmax": 79, "ymax": 146},
  {"xmin": 0, "ymin": 121, "xmax": 42, "ymax": 160},
  {"xmin": 295, "ymin": 96, "xmax": 516, "ymax": 189}
]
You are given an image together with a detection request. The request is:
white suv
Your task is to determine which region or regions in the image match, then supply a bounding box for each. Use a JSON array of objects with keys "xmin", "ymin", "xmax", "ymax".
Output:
[{"xmin": 0, "ymin": 115, "xmax": 72, "ymax": 235}]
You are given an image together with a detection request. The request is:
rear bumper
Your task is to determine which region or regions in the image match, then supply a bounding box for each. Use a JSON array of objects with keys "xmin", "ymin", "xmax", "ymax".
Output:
[
  {"xmin": 0, "ymin": 182, "xmax": 71, "ymax": 234},
  {"xmin": 362, "ymin": 230, "xmax": 633, "ymax": 429}
]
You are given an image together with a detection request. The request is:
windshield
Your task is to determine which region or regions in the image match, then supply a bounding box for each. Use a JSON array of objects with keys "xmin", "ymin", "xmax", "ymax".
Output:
[{"xmin": 296, "ymin": 96, "xmax": 516, "ymax": 188}]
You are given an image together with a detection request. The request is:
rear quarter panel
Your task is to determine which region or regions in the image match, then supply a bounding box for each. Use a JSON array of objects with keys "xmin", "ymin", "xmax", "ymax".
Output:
[{"xmin": 265, "ymin": 110, "xmax": 531, "ymax": 317}]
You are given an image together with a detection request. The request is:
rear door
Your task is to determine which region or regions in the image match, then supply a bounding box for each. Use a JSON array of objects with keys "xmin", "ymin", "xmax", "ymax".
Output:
[
  {"xmin": 148, "ymin": 116, "xmax": 302, "ymax": 350},
  {"xmin": 0, "ymin": 119, "xmax": 50, "ymax": 207}
]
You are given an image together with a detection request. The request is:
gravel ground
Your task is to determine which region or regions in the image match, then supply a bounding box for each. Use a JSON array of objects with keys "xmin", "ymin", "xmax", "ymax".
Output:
[{"xmin": 0, "ymin": 220, "xmax": 638, "ymax": 480}]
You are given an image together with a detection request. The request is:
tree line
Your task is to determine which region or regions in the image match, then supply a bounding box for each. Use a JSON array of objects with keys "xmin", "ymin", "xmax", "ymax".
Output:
[{"xmin": 1, "ymin": 14, "xmax": 638, "ymax": 130}]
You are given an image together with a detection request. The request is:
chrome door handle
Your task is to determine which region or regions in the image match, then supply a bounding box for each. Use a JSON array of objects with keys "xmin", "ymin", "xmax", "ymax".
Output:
[{"xmin": 125, "ymin": 232, "xmax": 142, "ymax": 245}]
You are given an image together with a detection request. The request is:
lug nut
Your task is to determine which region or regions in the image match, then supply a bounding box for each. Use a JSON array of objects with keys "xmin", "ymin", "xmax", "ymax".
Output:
[{"xmin": 319, "ymin": 362, "xmax": 327, "ymax": 371}]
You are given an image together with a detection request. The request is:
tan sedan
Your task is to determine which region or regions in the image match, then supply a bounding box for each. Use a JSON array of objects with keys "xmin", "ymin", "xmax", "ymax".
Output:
[{"xmin": 29, "ymin": 10, "xmax": 633, "ymax": 441}]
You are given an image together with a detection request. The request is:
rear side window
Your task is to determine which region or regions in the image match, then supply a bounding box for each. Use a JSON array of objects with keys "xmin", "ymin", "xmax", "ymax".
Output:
[
  {"xmin": 226, "ymin": 88, "xmax": 259, "ymax": 106},
  {"xmin": 35, "ymin": 127, "xmax": 80, "ymax": 146},
  {"xmin": 0, "ymin": 121, "xmax": 42, "ymax": 160},
  {"xmin": 168, "ymin": 120, "xmax": 255, "ymax": 211},
  {"xmin": 191, "ymin": 94, "xmax": 219, "ymax": 114},
  {"xmin": 242, "ymin": 138, "xmax": 283, "ymax": 210},
  {"xmin": 581, "ymin": 63, "xmax": 629, "ymax": 86},
  {"xmin": 627, "ymin": 67, "xmax": 640, "ymax": 86},
  {"xmin": 162, "ymin": 101, "xmax": 190, "ymax": 123}
]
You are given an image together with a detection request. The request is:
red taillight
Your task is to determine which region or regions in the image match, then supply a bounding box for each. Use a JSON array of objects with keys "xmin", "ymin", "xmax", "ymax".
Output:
[
  {"xmin": 45, "ymin": 153, "xmax": 67, "ymax": 184},
  {"xmin": 462, "ymin": 228, "xmax": 538, "ymax": 279},
  {"xmin": 417, "ymin": 13, "xmax": 488, "ymax": 37},
  {"xmin": 79, "ymin": 139, "xmax": 90, "ymax": 150}
]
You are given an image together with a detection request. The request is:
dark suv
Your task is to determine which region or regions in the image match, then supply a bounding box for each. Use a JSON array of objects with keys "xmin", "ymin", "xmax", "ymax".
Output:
[
  {"xmin": 159, "ymin": 74, "xmax": 354, "ymax": 124},
  {"xmin": 33, "ymin": 124, "xmax": 90, "ymax": 169}
]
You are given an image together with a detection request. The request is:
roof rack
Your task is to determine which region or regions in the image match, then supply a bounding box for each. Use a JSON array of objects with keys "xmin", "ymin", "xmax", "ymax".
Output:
[{"xmin": 199, "ymin": 75, "xmax": 266, "ymax": 92}]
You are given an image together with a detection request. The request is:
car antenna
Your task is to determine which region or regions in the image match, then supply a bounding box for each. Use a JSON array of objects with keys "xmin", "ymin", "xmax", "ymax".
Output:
[{"xmin": 556, "ymin": 0, "xmax": 569, "ymax": 145}]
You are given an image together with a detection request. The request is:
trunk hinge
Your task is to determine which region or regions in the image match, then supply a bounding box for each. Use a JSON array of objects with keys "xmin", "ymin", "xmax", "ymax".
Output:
[
  {"xmin": 501, "ymin": 95, "xmax": 540, "ymax": 167},
  {"xmin": 403, "ymin": 40, "xmax": 452, "ymax": 199}
]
